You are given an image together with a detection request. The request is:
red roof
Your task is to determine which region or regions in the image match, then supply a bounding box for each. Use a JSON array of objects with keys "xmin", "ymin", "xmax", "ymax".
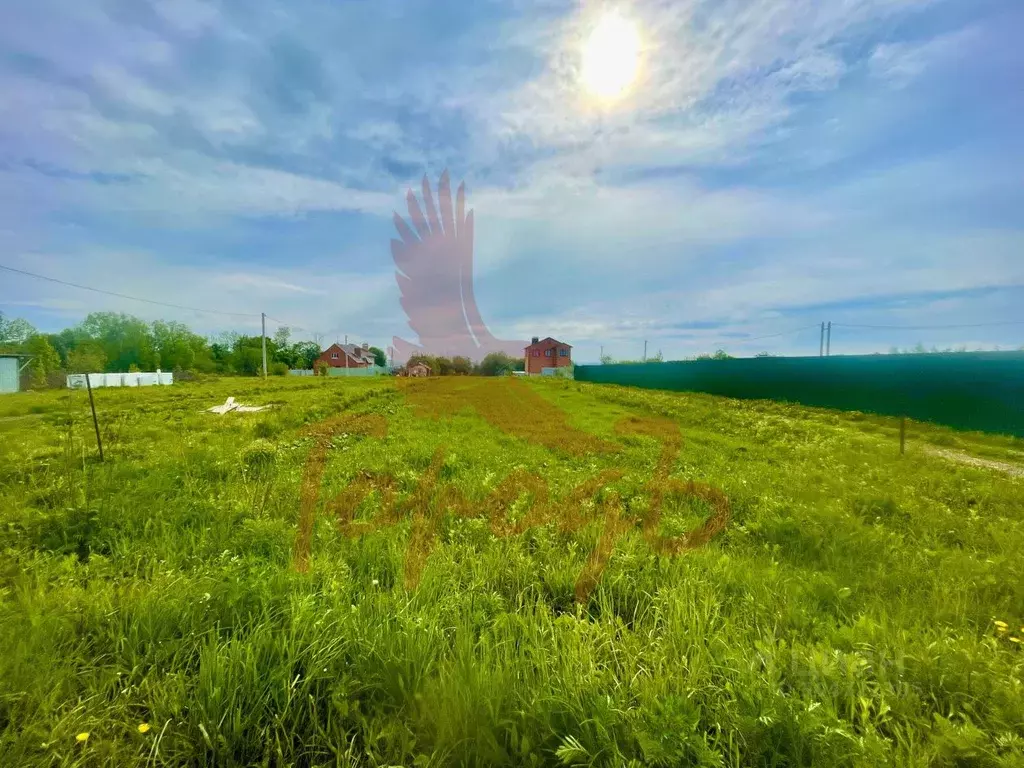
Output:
[{"xmin": 525, "ymin": 337, "xmax": 571, "ymax": 349}]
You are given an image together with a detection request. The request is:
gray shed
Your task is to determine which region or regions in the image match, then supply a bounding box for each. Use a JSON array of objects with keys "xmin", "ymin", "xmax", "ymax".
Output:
[{"xmin": 0, "ymin": 354, "xmax": 28, "ymax": 394}]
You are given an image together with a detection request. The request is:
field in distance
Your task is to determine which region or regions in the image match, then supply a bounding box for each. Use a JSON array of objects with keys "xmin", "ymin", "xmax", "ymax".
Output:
[{"xmin": 1, "ymin": 375, "xmax": 1022, "ymax": 767}]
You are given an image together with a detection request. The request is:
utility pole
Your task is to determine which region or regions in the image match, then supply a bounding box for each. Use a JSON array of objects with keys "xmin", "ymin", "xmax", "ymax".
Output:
[
  {"xmin": 826, "ymin": 322, "xmax": 832, "ymax": 356},
  {"xmin": 643, "ymin": 340, "xmax": 647, "ymax": 362},
  {"xmin": 819, "ymin": 322, "xmax": 825, "ymax": 357},
  {"xmin": 261, "ymin": 312, "xmax": 268, "ymax": 379},
  {"xmin": 600, "ymin": 345, "xmax": 603, "ymax": 361}
]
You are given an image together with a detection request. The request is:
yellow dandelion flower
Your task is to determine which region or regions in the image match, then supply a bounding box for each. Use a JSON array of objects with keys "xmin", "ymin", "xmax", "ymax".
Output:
[
  {"xmin": 1010, "ymin": 637, "xmax": 1022, "ymax": 644},
  {"xmin": 994, "ymin": 620, "xmax": 1008, "ymax": 628},
  {"xmin": 138, "ymin": 723, "xmax": 151, "ymax": 734},
  {"xmin": 76, "ymin": 732, "xmax": 90, "ymax": 743}
]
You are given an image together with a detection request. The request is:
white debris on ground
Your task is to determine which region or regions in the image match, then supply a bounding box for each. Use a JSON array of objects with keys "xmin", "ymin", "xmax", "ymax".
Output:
[{"xmin": 207, "ymin": 396, "xmax": 272, "ymax": 415}]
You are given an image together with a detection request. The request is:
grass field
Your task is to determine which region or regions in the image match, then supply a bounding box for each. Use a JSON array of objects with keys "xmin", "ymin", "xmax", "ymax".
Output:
[{"xmin": 1, "ymin": 376, "xmax": 1022, "ymax": 767}]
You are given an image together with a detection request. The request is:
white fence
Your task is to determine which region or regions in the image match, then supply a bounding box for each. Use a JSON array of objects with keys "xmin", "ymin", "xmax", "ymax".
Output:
[{"xmin": 66, "ymin": 371, "xmax": 174, "ymax": 389}]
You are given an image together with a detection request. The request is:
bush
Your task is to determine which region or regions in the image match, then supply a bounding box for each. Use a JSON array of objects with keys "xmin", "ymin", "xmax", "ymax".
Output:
[{"xmin": 270, "ymin": 362, "xmax": 288, "ymax": 376}]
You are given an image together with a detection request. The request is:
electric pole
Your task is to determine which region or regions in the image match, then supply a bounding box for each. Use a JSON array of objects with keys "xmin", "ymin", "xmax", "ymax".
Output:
[
  {"xmin": 819, "ymin": 322, "xmax": 825, "ymax": 357},
  {"xmin": 643, "ymin": 340, "xmax": 647, "ymax": 362},
  {"xmin": 261, "ymin": 312, "xmax": 268, "ymax": 379},
  {"xmin": 826, "ymin": 322, "xmax": 832, "ymax": 356}
]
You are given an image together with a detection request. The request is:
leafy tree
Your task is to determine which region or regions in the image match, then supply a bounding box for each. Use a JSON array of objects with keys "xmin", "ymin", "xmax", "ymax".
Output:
[
  {"xmin": 21, "ymin": 334, "xmax": 61, "ymax": 388},
  {"xmin": 78, "ymin": 312, "xmax": 157, "ymax": 371},
  {"xmin": 152, "ymin": 320, "xmax": 207, "ymax": 371},
  {"xmin": 291, "ymin": 341, "xmax": 321, "ymax": 370},
  {"xmin": 273, "ymin": 326, "xmax": 291, "ymax": 349},
  {"xmin": 0, "ymin": 312, "xmax": 36, "ymax": 350},
  {"xmin": 231, "ymin": 335, "xmax": 274, "ymax": 376},
  {"xmin": 476, "ymin": 351, "xmax": 522, "ymax": 376},
  {"xmin": 449, "ymin": 356, "xmax": 473, "ymax": 375},
  {"xmin": 692, "ymin": 349, "xmax": 733, "ymax": 361},
  {"xmin": 66, "ymin": 340, "xmax": 108, "ymax": 374},
  {"xmin": 369, "ymin": 346, "xmax": 387, "ymax": 367},
  {"xmin": 209, "ymin": 342, "xmax": 234, "ymax": 373}
]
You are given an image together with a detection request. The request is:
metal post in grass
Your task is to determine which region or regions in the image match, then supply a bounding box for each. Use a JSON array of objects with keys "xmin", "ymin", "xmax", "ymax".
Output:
[
  {"xmin": 261, "ymin": 312, "xmax": 268, "ymax": 380},
  {"xmin": 85, "ymin": 372, "xmax": 104, "ymax": 462},
  {"xmin": 900, "ymin": 417, "xmax": 906, "ymax": 455}
]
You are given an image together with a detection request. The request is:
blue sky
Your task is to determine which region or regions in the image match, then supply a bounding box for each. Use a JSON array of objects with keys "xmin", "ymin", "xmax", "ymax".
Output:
[{"xmin": 1, "ymin": 0, "xmax": 1022, "ymax": 362}]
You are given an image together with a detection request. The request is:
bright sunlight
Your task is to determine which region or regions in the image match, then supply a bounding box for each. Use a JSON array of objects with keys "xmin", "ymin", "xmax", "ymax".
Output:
[{"xmin": 580, "ymin": 11, "xmax": 641, "ymax": 101}]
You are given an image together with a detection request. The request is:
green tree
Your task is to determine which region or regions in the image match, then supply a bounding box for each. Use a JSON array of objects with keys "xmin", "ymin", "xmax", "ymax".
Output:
[
  {"xmin": 21, "ymin": 334, "xmax": 61, "ymax": 388},
  {"xmin": 66, "ymin": 340, "xmax": 108, "ymax": 373},
  {"xmin": 449, "ymin": 355, "xmax": 473, "ymax": 375},
  {"xmin": 291, "ymin": 341, "xmax": 321, "ymax": 370},
  {"xmin": 0, "ymin": 312, "xmax": 36, "ymax": 351},
  {"xmin": 368, "ymin": 346, "xmax": 387, "ymax": 367},
  {"xmin": 152, "ymin": 320, "xmax": 207, "ymax": 371},
  {"xmin": 231, "ymin": 336, "xmax": 275, "ymax": 376},
  {"xmin": 78, "ymin": 312, "xmax": 157, "ymax": 371},
  {"xmin": 476, "ymin": 351, "xmax": 522, "ymax": 376},
  {"xmin": 692, "ymin": 349, "xmax": 733, "ymax": 361}
]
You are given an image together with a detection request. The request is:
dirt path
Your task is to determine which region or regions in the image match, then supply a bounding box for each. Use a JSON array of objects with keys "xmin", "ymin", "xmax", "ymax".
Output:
[{"xmin": 922, "ymin": 445, "xmax": 1024, "ymax": 478}]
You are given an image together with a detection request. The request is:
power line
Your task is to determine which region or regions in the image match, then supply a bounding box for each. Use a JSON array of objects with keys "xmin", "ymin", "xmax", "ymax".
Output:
[
  {"xmin": 736, "ymin": 323, "xmax": 821, "ymax": 343},
  {"xmin": 0, "ymin": 262, "xmax": 260, "ymax": 319},
  {"xmin": 833, "ymin": 320, "xmax": 1024, "ymax": 330}
]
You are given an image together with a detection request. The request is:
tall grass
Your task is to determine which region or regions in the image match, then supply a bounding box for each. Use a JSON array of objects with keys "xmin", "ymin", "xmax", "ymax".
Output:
[{"xmin": 0, "ymin": 375, "xmax": 1022, "ymax": 766}]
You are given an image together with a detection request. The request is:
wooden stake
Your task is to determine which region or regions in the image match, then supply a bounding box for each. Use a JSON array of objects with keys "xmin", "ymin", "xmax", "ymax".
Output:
[
  {"xmin": 899, "ymin": 417, "xmax": 906, "ymax": 456},
  {"xmin": 85, "ymin": 373, "xmax": 104, "ymax": 462}
]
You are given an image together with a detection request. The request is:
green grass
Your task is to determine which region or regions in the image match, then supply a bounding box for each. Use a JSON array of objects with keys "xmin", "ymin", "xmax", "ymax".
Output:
[{"xmin": 1, "ymin": 375, "xmax": 1022, "ymax": 767}]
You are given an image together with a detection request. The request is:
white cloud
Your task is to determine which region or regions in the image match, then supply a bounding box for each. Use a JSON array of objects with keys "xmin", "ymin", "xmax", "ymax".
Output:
[
  {"xmin": 869, "ymin": 28, "xmax": 976, "ymax": 88},
  {"xmin": 149, "ymin": 0, "xmax": 221, "ymax": 35},
  {"xmin": 92, "ymin": 66, "xmax": 176, "ymax": 115},
  {"xmin": 6, "ymin": 248, "xmax": 398, "ymax": 340}
]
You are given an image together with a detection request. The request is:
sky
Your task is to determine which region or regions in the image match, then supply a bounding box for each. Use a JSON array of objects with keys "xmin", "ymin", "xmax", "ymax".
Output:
[{"xmin": 1, "ymin": 0, "xmax": 1022, "ymax": 362}]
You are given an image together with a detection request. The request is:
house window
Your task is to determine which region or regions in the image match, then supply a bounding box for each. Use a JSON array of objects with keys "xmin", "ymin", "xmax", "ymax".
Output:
[
  {"xmin": 532, "ymin": 350, "xmax": 540, "ymax": 357},
  {"xmin": 545, "ymin": 349, "xmax": 552, "ymax": 357},
  {"xmin": 331, "ymin": 352, "xmax": 338, "ymax": 359},
  {"xmin": 559, "ymin": 349, "xmax": 568, "ymax": 357}
]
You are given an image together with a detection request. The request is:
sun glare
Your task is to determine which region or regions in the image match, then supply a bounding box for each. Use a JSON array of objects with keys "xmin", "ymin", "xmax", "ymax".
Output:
[{"xmin": 580, "ymin": 11, "xmax": 641, "ymax": 101}]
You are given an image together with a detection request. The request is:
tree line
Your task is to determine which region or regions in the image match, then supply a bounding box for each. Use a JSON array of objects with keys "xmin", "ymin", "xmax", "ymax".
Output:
[
  {"xmin": 0, "ymin": 311, "xmax": 530, "ymax": 388},
  {"xmin": 403, "ymin": 351, "xmax": 526, "ymax": 377},
  {"xmin": 0, "ymin": 311, "xmax": 326, "ymax": 387}
]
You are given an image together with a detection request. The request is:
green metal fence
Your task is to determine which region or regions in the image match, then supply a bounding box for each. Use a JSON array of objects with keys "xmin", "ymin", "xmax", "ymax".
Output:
[
  {"xmin": 326, "ymin": 365, "xmax": 390, "ymax": 377},
  {"xmin": 574, "ymin": 352, "xmax": 1024, "ymax": 437}
]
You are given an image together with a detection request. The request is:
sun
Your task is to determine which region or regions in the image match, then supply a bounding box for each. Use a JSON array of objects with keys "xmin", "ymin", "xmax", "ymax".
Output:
[{"xmin": 580, "ymin": 11, "xmax": 641, "ymax": 101}]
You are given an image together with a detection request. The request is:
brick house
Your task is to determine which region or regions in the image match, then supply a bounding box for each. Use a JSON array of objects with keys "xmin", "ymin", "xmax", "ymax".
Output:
[
  {"xmin": 524, "ymin": 336, "xmax": 572, "ymax": 375},
  {"xmin": 316, "ymin": 342, "xmax": 377, "ymax": 371}
]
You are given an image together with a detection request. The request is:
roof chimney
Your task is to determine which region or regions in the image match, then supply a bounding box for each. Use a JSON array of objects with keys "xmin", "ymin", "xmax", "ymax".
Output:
[
  {"xmin": 531, "ymin": 336, "xmax": 539, "ymax": 345},
  {"xmin": 362, "ymin": 342, "xmax": 368, "ymax": 350}
]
